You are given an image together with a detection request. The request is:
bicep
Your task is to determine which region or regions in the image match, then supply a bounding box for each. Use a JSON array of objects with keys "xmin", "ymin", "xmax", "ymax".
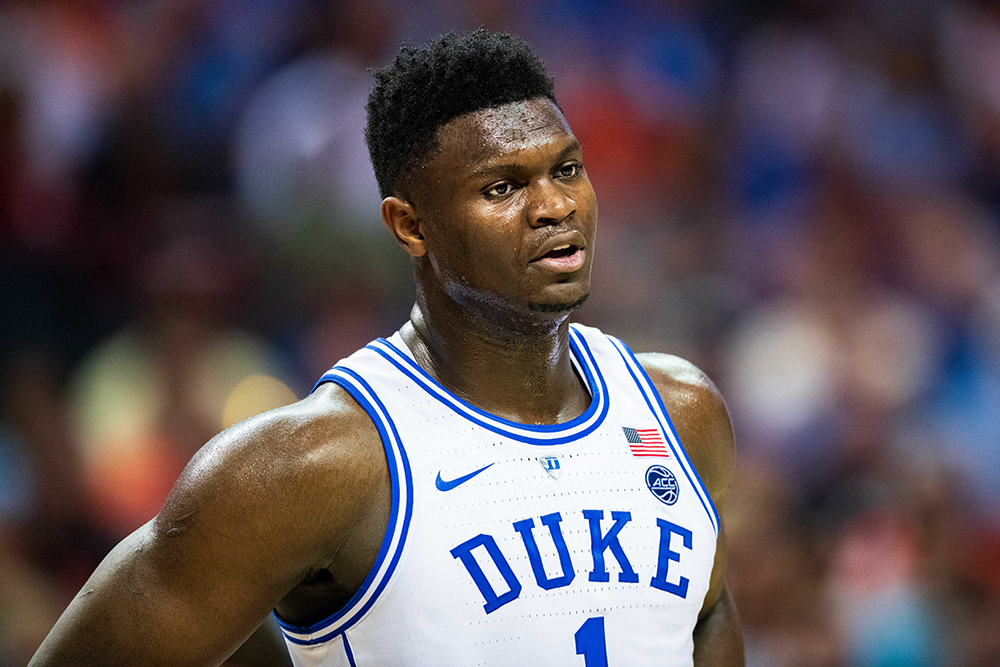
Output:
[
  {"xmin": 693, "ymin": 585, "xmax": 744, "ymax": 666},
  {"xmin": 29, "ymin": 520, "xmax": 284, "ymax": 667},
  {"xmin": 699, "ymin": 523, "xmax": 728, "ymax": 619},
  {"xmin": 694, "ymin": 523, "xmax": 743, "ymax": 664},
  {"xmin": 31, "ymin": 400, "xmax": 379, "ymax": 666}
]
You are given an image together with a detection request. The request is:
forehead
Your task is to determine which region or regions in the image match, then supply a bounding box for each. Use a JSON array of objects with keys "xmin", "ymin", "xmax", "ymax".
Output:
[{"xmin": 433, "ymin": 98, "xmax": 574, "ymax": 171}]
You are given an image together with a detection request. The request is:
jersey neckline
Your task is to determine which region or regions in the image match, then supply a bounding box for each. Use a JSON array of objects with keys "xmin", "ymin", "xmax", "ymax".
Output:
[{"xmin": 365, "ymin": 324, "xmax": 609, "ymax": 445}]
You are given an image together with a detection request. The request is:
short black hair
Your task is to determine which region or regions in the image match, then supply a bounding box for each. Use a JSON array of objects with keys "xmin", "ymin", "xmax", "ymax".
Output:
[{"xmin": 365, "ymin": 29, "xmax": 557, "ymax": 200}]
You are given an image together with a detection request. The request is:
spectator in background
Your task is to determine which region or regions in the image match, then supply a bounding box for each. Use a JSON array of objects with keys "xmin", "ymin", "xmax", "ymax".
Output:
[{"xmin": 69, "ymin": 226, "xmax": 294, "ymax": 539}]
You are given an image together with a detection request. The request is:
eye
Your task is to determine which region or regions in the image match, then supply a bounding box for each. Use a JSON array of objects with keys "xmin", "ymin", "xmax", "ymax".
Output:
[
  {"xmin": 485, "ymin": 182, "xmax": 515, "ymax": 198},
  {"xmin": 556, "ymin": 162, "xmax": 582, "ymax": 179}
]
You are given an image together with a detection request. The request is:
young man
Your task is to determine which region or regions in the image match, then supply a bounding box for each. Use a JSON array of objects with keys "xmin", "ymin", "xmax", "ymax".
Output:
[{"xmin": 30, "ymin": 30, "xmax": 742, "ymax": 666}]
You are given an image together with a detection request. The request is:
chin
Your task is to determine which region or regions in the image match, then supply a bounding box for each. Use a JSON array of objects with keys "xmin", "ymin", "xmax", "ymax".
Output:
[{"xmin": 526, "ymin": 292, "xmax": 589, "ymax": 313}]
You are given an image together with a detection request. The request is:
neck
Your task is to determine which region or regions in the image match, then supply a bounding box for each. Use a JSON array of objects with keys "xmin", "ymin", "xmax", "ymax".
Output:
[{"xmin": 400, "ymin": 290, "xmax": 590, "ymax": 425}]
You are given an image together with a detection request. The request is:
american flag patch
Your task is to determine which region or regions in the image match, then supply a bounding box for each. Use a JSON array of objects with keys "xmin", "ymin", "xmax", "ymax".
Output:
[{"xmin": 622, "ymin": 427, "xmax": 670, "ymax": 457}]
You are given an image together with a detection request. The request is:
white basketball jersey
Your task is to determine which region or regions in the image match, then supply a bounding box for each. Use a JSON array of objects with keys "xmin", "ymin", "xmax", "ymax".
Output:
[{"xmin": 277, "ymin": 323, "xmax": 720, "ymax": 667}]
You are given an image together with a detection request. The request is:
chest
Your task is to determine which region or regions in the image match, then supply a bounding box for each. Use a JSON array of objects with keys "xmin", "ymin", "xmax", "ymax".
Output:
[
  {"xmin": 279, "ymin": 327, "xmax": 721, "ymax": 666},
  {"xmin": 394, "ymin": 417, "xmax": 718, "ymax": 617}
]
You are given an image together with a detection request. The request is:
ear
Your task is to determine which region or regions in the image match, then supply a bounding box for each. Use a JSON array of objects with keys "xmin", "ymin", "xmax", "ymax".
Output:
[{"xmin": 381, "ymin": 196, "xmax": 427, "ymax": 257}]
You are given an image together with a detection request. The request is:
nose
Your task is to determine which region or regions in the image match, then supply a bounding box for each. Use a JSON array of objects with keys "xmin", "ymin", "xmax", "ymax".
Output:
[{"xmin": 527, "ymin": 178, "xmax": 575, "ymax": 228}]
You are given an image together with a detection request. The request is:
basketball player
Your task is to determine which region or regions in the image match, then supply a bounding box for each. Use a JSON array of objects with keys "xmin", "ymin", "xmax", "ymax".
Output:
[{"xmin": 30, "ymin": 30, "xmax": 743, "ymax": 666}]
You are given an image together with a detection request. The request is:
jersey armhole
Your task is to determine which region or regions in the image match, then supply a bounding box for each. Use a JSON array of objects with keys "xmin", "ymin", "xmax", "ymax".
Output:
[
  {"xmin": 275, "ymin": 368, "xmax": 414, "ymax": 646},
  {"xmin": 605, "ymin": 334, "xmax": 721, "ymax": 535}
]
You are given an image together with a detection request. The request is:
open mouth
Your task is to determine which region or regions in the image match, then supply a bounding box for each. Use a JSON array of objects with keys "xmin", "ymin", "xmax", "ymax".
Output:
[
  {"xmin": 530, "ymin": 243, "xmax": 586, "ymax": 272},
  {"xmin": 534, "ymin": 244, "xmax": 580, "ymax": 261}
]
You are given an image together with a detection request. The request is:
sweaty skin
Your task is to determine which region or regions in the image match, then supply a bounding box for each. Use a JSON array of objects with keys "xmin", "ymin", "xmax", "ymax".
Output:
[{"xmin": 29, "ymin": 98, "xmax": 743, "ymax": 666}]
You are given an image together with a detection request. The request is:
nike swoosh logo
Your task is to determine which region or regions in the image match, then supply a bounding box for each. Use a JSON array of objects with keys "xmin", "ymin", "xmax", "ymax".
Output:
[{"xmin": 435, "ymin": 463, "xmax": 495, "ymax": 491}]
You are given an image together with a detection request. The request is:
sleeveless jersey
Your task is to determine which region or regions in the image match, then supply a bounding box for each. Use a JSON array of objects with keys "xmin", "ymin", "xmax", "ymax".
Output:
[{"xmin": 276, "ymin": 323, "xmax": 720, "ymax": 667}]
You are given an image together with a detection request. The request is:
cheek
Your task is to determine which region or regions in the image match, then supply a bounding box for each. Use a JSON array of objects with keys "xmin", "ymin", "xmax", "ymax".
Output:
[
  {"xmin": 424, "ymin": 196, "xmax": 527, "ymax": 286},
  {"xmin": 577, "ymin": 179, "xmax": 598, "ymax": 216},
  {"xmin": 478, "ymin": 224, "xmax": 526, "ymax": 282},
  {"xmin": 463, "ymin": 203, "xmax": 525, "ymax": 266},
  {"xmin": 490, "ymin": 193, "xmax": 530, "ymax": 237}
]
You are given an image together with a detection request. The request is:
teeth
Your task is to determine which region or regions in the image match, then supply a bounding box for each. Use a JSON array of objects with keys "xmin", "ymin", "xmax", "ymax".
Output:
[{"xmin": 552, "ymin": 244, "xmax": 570, "ymax": 251}]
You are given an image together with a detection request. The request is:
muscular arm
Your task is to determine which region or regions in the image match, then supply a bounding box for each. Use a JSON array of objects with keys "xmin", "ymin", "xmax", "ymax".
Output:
[
  {"xmin": 637, "ymin": 353, "xmax": 744, "ymax": 667},
  {"xmin": 29, "ymin": 384, "xmax": 387, "ymax": 667}
]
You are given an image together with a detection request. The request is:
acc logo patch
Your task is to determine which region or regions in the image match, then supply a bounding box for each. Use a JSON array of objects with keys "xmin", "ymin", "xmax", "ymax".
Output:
[{"xmin": 645, "ymin": 465, "xmax": 679, "ymax": 505}]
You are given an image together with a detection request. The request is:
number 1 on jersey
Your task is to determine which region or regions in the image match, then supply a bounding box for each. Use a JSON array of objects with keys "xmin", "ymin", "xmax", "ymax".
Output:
[{"xmin": 575, "ymin": 616, "xmax": 609, "ymax": 667}]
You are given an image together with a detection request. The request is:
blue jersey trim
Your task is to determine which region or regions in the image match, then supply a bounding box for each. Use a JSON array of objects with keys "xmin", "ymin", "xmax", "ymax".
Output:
[
  {"xmin": 608, "ymin": 335, "xmax": 720, "ymax": 535},
  {"xmin": 358, "ymin": 325, "xmax": 608, "ymax": 445},
  {"xmin": 276, "ymin": 368, "xmax": 414, "ymax": 645},
  {"xmin": 373, "ymin": 327, "xmax": 600, "ymax": 431},
  {"xmin": 343, "ymin": 633, "xmax": 358, "ymax": 667}
]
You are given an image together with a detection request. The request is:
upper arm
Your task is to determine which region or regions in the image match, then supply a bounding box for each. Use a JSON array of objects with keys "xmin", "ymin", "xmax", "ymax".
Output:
[
  {"xmin": 635, "ymin": 353, "xmax": 736, "ymax": 619},
  {"xmin": 29, "ymin": 385, "xmax": 385, "ymax": 667}
]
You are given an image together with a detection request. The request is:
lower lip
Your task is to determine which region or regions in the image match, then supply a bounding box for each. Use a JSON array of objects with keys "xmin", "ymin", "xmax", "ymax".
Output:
[{"xmin": 532, "ymin": 248, "xmax": 586, "ymax": 273}]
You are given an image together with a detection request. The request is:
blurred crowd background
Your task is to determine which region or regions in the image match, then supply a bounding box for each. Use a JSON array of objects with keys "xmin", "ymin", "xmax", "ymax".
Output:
[{"xmin": 1, "ymin": 0, "xmax": 999, "ymax": 664}]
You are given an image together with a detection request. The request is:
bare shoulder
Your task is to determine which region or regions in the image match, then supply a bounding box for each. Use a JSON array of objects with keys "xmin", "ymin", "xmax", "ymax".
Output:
[
  {"xmin": 635, "ymin": 353, "xmax": 736, "ymax": 508},
  {"xmin": 166, "ymin": 381, "xmax": 383, "ymax": 510},
  {"xmin": 27, "ymin": 382, "xmax": 387, "ymax": 667},
  {"xmin": 153, "ymin": 380, "xmax": 387, "ymax": 581}
]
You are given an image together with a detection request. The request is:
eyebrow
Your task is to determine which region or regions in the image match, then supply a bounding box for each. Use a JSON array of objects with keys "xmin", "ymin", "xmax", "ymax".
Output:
[{"xmin": 468, "ymin": 137, "xmax": 582, "ymax": 182}]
